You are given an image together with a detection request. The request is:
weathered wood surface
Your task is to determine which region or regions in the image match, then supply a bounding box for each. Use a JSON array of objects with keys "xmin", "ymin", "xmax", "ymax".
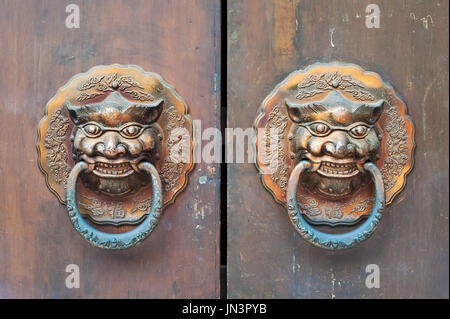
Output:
[
  {"xmin": 227, "ymin": 0, "xmax": 448, "ymax": 298},
  {"xmin": 0, "ymin": 0, "xmax": 221, "ymax": 298}
]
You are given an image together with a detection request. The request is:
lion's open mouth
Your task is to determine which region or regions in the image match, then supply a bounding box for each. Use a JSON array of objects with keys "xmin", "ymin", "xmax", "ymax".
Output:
[
  {"xmin": 317, "ymin": 161, "xmax": 359, "ymax": 178},
  {"xmin": 93, "ymin": 162, "xmax": 134, "ymax": 178}
]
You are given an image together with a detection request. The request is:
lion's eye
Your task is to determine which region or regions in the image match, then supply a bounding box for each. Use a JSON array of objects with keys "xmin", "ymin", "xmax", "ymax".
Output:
[
  {"xmin": 121, "ymin": 125, "xmax": 144, "ymax": 138},
  {"xmin": 309, "ymin": 122, "xmax": 331, "ymax": 136},
  {"xmin": 82, "ymin": 124, "xmax": 102, "ymax": 137},
  {"xmin": 349, "ymin": 125, "xmax": 369, "ymax": 138}
]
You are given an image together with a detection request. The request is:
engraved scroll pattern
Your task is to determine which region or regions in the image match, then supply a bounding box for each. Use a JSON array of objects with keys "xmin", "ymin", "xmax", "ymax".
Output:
[
  {"xmin": 78, "ymin": 195, "xmax": 153, "ymax": 220},
  {"xmin": 43, "ymin": 110, "xmax": 71, "ymax": 186},
  {"xmin": 265, "ymin": 104, "xmax": 289, "ymax": 195},
  {"xmin": 298, "ymin": 195, "xmax": 374, "ymax": 221},
  {"xmin": 76, "ymin": 73, "xmax": 155, "ymax": 102},
  {"xmin": 159, "ymin": 106, "xmax": 187, "ymax": 192},
  {"xmin": 296, "ymin": 71, "xmax": 375, "ymax": 101},
  {"xmin": 381, "ymin": 95, "xmax": 410, "ymax": 192}
]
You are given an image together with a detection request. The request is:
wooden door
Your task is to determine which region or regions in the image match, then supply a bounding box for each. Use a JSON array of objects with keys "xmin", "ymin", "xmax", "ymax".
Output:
[
  {"xmin": 227, "ymin": 0, "xmax": 448, "ymax": 298},
  {"xmin": 0, "ymin": 0, "xmax": 220, "ymax": 298}
]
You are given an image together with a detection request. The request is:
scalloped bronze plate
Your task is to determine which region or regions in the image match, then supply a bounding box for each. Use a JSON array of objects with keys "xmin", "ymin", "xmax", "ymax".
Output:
[
  {"xmin": 254, "ymin": 62, "xmax": 414, "ymax": 226},
  {"xmin": 38, "ymin": 64, "xmax": 194, "ymax": 225}
]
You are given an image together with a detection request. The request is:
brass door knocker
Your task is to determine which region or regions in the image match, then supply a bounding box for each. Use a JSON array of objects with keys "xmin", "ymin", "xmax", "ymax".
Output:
[
  {"xmin": 38, "ymin": 64, "xmax": 194, "ymax": 249},
  {"xmin": 254, "ymin": 62, "xmax": 414, "ymax": 250}
]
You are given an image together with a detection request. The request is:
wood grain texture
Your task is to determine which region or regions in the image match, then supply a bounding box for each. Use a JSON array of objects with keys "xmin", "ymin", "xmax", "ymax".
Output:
[
  {"xmin": 0, "ymin": 0, "xmax": 220, "ymax": 298},
  {"xmin": 228, "ymin": 0, "xmax": 448, "ymax": 298}
]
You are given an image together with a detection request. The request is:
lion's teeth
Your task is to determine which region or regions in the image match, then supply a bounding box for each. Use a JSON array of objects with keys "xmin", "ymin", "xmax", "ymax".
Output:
[{"xmin": 95, "ymin": 162, "xmax": 131, "ymax": 175}]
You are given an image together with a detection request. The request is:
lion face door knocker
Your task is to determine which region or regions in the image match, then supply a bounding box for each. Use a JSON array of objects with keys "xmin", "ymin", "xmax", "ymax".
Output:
[
  {"xmin": 254, "ymin": 63, "xmax": 414, "ymax": 250},
  {"xmin": 38, "ymin": 65, "xmax": 194, "ymax": 249}
]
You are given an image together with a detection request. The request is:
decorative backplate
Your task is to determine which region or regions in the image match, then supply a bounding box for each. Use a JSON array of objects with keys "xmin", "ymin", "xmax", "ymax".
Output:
[
  {"xmin": 38, "ymin": 64, "xmax": 194, "ymax": 226},
  {"xmin": 254, "ymin": 62, "xmax": 414, "ymax": 226}
]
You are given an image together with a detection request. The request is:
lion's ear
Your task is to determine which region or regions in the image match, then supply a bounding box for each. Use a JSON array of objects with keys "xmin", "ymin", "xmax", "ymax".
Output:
[
  {"xmin": 366, "ymin": 99, "xmax": 385, "ymax": 123},
  {"xmin": 64, "ymin": 101, "xmax": 96, "ymax": 125},
  {"xmin": 147, "ymin": 99, "xmax": 164, "ymax": 123},
  {"xmin": 354, "ymin": 99, "xmax": 385, "ymax": 124},
  {"xmin": 285, "ymin": 99, "xmax": 302, "ymax": 123},
  {"xmin": 65, "ymin": 101, "xmax": 79, "ymax": 124},
  {"xmin": 285, "ymin": 99, "xmax": 328, "ymax": 123},
  {"xmin": 124, "ymin": 99, "xmax": 164, "ymax": 124}
]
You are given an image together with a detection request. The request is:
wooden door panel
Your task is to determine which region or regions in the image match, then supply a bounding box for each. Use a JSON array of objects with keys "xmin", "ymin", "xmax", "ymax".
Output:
[
  {"xmin": 0, "ymin": 0, "xmax": 220, "ymax": 298},
  {"xmin": 227, "ymin": 0, "xmax": 448, "ymax": 298}
]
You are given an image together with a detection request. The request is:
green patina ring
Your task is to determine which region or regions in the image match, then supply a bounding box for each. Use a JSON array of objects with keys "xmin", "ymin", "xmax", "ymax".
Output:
[
  {"xmin": 287, "ymin": 160, "xmax": 385, "ymax": 250},
  {"xmin": 66, "ymin": 161, "xmax": 163, "ymax": 249}
]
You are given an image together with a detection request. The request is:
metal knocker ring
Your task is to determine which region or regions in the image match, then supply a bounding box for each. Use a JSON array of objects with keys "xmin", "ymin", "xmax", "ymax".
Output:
[
  {"xmin": 66, "ymin": 161, "xmax": 163, "ymax": 249},
  {"xmin": 287, "ymin": 160, "xmax": 385, "ymax": 250}
]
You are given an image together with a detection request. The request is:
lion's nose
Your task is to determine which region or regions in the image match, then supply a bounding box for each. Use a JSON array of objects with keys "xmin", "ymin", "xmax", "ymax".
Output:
[
  {"xmin": 335, "ymin": 141, "xmax": 347, "ymax": 155},
  {"xmin": 102, "ymin": 144, "xmax": 126, "ymax": 158},
  {"xmin": 95, "ymin": 133, "xmax": 127, "ymax": 159},
  {"xmin": 323, "ymin": 132, "xmax": 354, "ymax": 158}
]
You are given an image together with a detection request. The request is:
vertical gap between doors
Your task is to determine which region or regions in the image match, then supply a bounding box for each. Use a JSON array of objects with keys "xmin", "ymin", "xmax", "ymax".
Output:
[{"xmin": 219, "ymin": 0, "xmax": 228, "ymax": 300}]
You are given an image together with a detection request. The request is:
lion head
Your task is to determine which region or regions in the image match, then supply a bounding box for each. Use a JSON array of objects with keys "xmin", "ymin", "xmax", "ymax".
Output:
[
  {"xmin": 66, "ymin": 92, "xmax": 163, "ymax": 197},
  {"xmin": 286, "ymin": 90, "xmax": 384, "ymax": 199}
]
